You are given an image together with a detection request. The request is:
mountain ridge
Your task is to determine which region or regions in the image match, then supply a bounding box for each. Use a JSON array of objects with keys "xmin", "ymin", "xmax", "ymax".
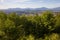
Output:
[{"xmin": 0, "ymin": 7, "xmax": 60, "ymax": 14}]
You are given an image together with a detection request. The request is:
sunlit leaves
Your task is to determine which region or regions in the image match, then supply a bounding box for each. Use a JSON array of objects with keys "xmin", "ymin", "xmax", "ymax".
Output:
[{"xmin": 0, "ymin": 11, "xmax": 60, "ymax": 40}]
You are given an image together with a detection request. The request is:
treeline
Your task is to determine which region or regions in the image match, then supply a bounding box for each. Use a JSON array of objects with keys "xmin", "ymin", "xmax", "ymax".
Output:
[{"xmin": 0, "ymin": 11, "xmax": 60, "ymax": 40}]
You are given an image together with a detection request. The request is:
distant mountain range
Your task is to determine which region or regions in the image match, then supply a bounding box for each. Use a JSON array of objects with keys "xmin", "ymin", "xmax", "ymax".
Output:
[{"xmin": 0, "ymin": 7, "xmax": 60, "ymax": 14}]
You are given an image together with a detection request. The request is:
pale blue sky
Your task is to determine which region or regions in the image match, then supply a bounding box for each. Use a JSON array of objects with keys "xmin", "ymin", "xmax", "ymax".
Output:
[{"xmin": 0, "ymin": 0, "xmax": 60, "ymax": 9}]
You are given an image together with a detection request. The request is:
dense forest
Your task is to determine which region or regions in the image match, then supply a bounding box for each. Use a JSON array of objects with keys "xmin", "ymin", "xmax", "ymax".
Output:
[{"xmin": 0, "ymin": 11, "xmax": 60, "ymax": 40}]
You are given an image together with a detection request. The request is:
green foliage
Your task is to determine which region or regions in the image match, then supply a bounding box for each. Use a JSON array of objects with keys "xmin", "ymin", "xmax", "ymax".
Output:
[
  {"xmin": 44, "ymin": 33, "xmax": 60, "ymax": 40},
  {"xmin": 0, "ymin": 11, "xmax": 60, "ymax": 40}
]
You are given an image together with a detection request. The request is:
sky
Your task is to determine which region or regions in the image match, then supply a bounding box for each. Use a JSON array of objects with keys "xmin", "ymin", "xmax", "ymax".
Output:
[{"xmin": 0, "ymin": 0, "xmax": 60, "ymax": 9}]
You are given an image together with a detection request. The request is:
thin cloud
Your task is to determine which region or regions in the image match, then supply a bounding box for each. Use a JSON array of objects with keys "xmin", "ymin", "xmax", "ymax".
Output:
[
  {"xmin": 0, "ymin": 0, "xmax": 30, "ymax": 3},
  {"xmin": 15, "ymin": 0, "xmax": 30, "ymax": 2},
  {"xmin": 39, "ymin": 1, "xmax": 44, "ymax": 2},
  {"xmin": 0, "ymin": 0, "xmax": 4, "ymax": 3},
  {"xmin": 4, "ymin": 0, "xmax": 30, "ymax": 3}
]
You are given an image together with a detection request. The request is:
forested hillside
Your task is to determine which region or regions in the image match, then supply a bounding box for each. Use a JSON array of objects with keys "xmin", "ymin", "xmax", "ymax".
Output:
[{"xmin": 0, "ymin": 11, "xmax": 60, "ymax": 40}]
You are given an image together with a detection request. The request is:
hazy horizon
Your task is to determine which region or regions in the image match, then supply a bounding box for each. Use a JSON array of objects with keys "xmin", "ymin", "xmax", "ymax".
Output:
[{"xmin": 0, "ymin": 0, "xmax": 60, "ymax": 9}]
